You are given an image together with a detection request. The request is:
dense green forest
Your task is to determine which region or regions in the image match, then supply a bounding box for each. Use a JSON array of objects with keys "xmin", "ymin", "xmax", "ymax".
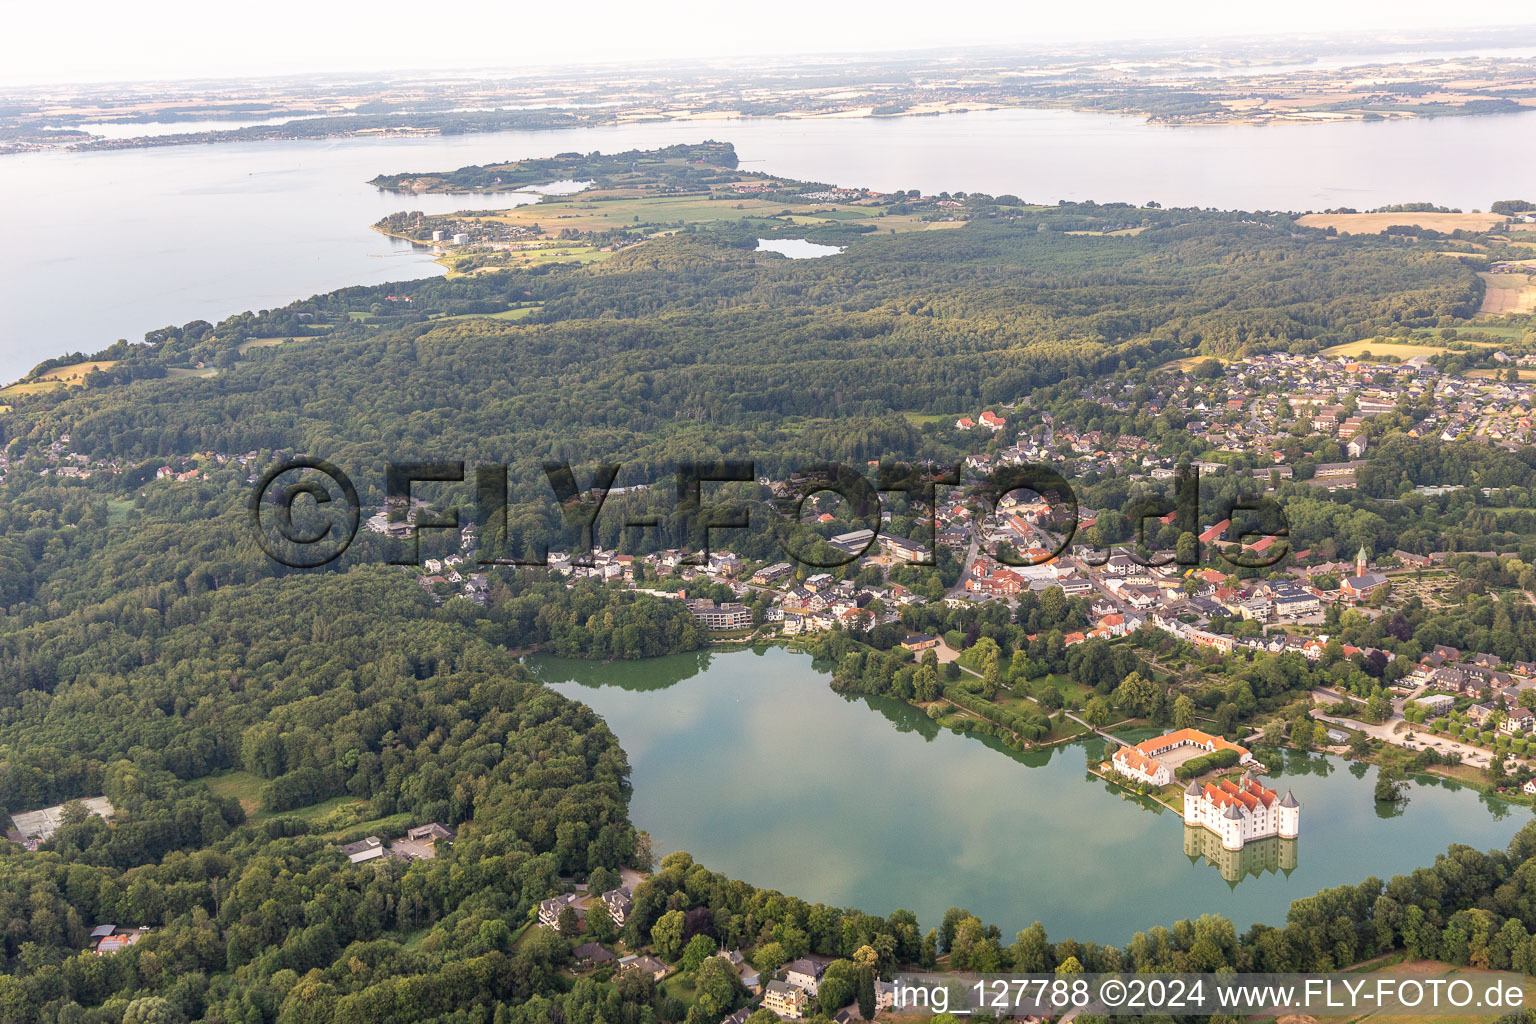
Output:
[
  {"xmin": 0, "ymin": 148, "xmax": 1521, "ymax": 1021},
  {"xmin": 369, "ymin": 142, "xmax": 745, "ymax": 193}
]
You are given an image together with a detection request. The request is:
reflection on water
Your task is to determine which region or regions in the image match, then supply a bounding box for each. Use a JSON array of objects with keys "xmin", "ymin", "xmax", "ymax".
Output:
[
  {"xmin": 1185, "ymin": 826, "xmax": 1299, "ymax": 885},
  {"xmin": 529, "ymin": 648, "xmax": 717, "ymax": 691}
]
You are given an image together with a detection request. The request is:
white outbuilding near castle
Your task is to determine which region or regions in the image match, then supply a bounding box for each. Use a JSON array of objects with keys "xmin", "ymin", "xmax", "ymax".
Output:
[{"xmin": 1110, "ymin": 727, "xmax": 1252, "ymax": 788}]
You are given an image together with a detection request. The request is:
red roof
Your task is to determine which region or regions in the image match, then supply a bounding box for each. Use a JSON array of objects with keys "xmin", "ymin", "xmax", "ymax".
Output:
[
  {"xmin": 1136, "ymin": 728, "xmax": 1248, "ymax": 761},
  {"xmin": 1113, "ymin": 746, "xmax": 1164, "ymax": 776},
  {"xmin": 1198, "ymin": 519, "xmax": 1231, "ymax": 544},
  {"xmin": 1201, "ymin": 775, "xmax": 1277, "ymax": 812}
]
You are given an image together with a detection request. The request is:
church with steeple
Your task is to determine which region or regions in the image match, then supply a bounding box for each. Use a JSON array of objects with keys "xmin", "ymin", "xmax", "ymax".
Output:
[{"xmin": 1341, "ymin": 545, "xmax": 1389, "ymax": 598}]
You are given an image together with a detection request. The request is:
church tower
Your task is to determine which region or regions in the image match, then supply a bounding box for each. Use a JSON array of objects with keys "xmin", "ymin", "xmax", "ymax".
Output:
[{"xmin": 1355, "ymin": 545, "xmax": 1369, "ymax": 577}]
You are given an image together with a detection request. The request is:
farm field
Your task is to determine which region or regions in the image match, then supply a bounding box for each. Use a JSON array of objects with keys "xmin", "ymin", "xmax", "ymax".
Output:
[
  {"xmin": 1296, "ymin": 212, "xmax": 1506, "ymax": 234},
  {"xmin": 1319, "ymin": 340, "xmax": 1451, "ymax": 360},
  {"xmin": 443, "ymin": 304, "xmax": 541, "ymax": 320},
  {"xmin": 1065, "ymin": 226, "xmax": 1147, "ymax": 236},
  {"xmin": 482, "ymin": 192, "xmax": 944, "ymax": 237},
  {"xmin": 1163, "ymin": 355, "xmax": 1227, "ymax": 371},
  {"xmin": 1469, "ymin": 368, "xmax": 1536, "ymax": 380},
  {"xmin": 0, "ymin": 359, "xmax": 118, "ymax": 397},
  {"xmin": 1478, "ymin": 270, "xmax": 1536, "ymax": 316}
]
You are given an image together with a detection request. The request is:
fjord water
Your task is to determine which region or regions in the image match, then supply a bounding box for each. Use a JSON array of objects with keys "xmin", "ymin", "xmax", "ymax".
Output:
[
  {"xmin": 5, "ymin": 105, "xmax": 1536, "ymax": 379},
  {"xmin": 535, "ymin": 646, "xmax": 1526, "ymax": 943}
]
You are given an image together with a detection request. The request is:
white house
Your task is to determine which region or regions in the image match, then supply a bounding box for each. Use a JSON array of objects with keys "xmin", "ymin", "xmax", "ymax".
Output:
[
  {"xmin": 1111, "ymin": 745, "xmax": 1172, "ymax": 787},
  {"xmin": 784, "ymin": 958, "xmax": 825, "ymax": 996}
]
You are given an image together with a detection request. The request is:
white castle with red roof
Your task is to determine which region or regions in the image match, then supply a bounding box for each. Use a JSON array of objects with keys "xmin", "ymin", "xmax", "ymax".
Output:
[{"xmin": 1184, "ymin": 772, "xmax": 1300, "ymax": 851}]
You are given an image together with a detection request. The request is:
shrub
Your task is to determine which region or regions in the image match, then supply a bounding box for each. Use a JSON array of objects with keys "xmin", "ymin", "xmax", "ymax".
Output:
[{"xmin": 1175, "ymin": 748, "xmax": 1241, "ymax": 780}]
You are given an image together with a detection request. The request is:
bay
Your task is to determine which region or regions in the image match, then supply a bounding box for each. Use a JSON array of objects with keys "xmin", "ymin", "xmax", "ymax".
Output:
[{"xmin": 5, "ymin": 105, "xmax": 1536, "ymax": 380}]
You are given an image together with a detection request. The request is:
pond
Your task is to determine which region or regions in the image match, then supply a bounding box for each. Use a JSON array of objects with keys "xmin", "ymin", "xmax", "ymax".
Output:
[
  {"xmin": 756, "ymin": 238, "xmax": 844, "ymax": 259},
  {"xmin": 533, "ymin": 646, "xmax": 1530, "ymax": 943}
]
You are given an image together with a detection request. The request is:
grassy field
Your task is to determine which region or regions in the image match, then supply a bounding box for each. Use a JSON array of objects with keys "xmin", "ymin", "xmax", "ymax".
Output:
[
  {"xmin": 1478, "ymin": 270, "xmax": 1536, "ymax": 316},
  {"xmin": 1296, "ymin": 212, "xmax": 1506, "ymax": 234},
  {"xmin": 434, "ymin": 304, "xmax": 543, "ymax": 322},
  {"xmin": 201, "ymin": 770, "xmax": 266, "ymax": 817},
  {"xmin": 1023, "ymin": 673, "xmax": 1099, "ymax": 709},
  {"xmin": 318, "ymin": 811, "xmax": 413, "ymax": 840},
  {"xmin": 1298, "ymin": 959, "xmax": 1536, "ymax": 1024},
  {"xmin": 0, "ymin": 359, "xmax": 118, "ymax": 397},
  {"xmin": 105, "ymin": 499, "xmax": 137, "ymax": 526},
  {"xmin": 1162, "ymin": 355, "xmax": 1227, "ymax": 371},
  {"xmin": 1468, "ymin": 368, "xmax": 1536, "ymax": 380},
  {"xmin": 991, "ymin": 691, "xmax": 1091, "ymax": 742},
  {"xmin": 1320, "ymin": 340, "xmax": 1452, "ymax": 360},
  {"xmin": 901, "ymin": 411, "xmax": 960, "ymax": 425},
  {"xmin": 199, "ymin": 769, "xmax": 370, "ymax": 825},
  {"xmin": 1065, "ymin": 226, "xmax": 1147, "ymax": 236},
  {"xmin": 426, "ymin": 189, "xmax": 960, "ymax": 270},
  {"xmin": 484, "ymin": 192, "xmax": 925, "ymax": 235},
  {"xmin": 236, "ymin": 336, "xmax": 295, "ymax": 355},
  {"xmin": 1458, "ymin": 323, "xmax": 1534, "ymax": 339}
]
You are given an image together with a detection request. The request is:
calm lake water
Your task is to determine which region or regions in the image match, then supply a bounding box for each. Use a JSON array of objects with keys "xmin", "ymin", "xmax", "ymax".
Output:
[
  {"xmin": 5, "ymin": 105, "xmax": 1536, "ymax": 379},
  {"xmin": 534, "ymin": 646, "xmax": 1529, "ymax": 944},
  {"xmin": 756, "ymin": 238, "xmax": 844, "ymax": 259}
]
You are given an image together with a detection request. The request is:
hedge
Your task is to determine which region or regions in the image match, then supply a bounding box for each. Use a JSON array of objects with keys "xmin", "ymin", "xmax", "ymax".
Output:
[{"xmin": 1175, "ymin": 747, "xmax": 1241, "ymax": 780}]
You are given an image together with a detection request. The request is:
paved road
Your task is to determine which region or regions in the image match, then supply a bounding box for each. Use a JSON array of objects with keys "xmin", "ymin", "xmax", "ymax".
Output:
[
  {"xmin": 945, "ymin": 526, "xmax": 981, "ymax": 598},
  {"xmin": 1308, "ymin": 690, "xmax": 1513, "ymax": 770}
]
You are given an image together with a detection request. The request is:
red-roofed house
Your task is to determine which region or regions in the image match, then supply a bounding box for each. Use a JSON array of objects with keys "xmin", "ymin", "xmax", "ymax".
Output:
[
  {"xmin": 1198, "ymin": 520, "xmax": 1231, "ymax": 545},
  {"xmin": 1111, "ymin": 745, "xmax": 1171, "ymax": 787}
]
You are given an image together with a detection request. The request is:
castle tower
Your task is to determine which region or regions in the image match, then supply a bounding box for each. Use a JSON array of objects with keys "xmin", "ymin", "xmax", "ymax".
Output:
[
  {"xmin": 1222, "ymin": 802, "xmax": 1245, "ymax": 851},
  {"xmin": 1277, "ymin": 789, "xmax": 1300, "ymax": 839},
  {"xmin": 1355, "ymin": 545, "xmax": 1369, "ymax": 577},
  {"xmin": 1183, "ymin": 780, "xmax": 1202, "ymax": 827}
]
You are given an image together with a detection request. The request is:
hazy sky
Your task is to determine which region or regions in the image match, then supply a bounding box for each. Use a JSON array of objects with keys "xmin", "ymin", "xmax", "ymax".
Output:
[{"xmin": 8, "ymin": 0, "xmax": 1535, "ymax": 86}]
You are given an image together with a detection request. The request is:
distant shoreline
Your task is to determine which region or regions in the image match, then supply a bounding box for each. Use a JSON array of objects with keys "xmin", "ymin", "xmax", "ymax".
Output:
[{"xmin": 9, "ymin": 86, "xmax": 1536, "ymax": 158}]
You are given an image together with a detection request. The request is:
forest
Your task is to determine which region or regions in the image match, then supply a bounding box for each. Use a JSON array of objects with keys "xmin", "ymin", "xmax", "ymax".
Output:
[{"xmin": 369, "ymin": 142, "xmax": 745, "ymax": 194}]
